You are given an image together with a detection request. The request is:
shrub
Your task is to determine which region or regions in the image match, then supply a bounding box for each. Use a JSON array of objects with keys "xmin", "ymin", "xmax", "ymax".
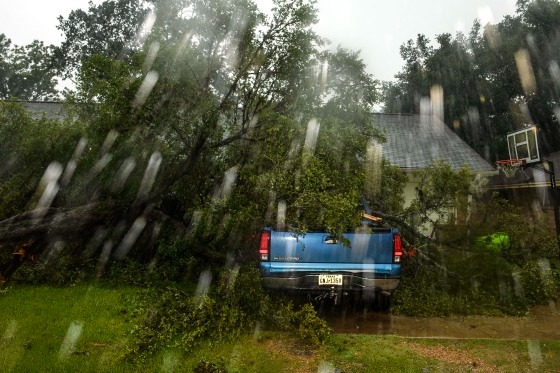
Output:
[
  {"xmin": 392, "ymin": 246, "xmax": 531, "ymax": 316},
  {"xmin": 126, "ymin": 265, "xmax": 331, "ymax": 359},
  {"xmin": 518, "ymin": 259, "xmax": 560, "ymax": 305}
]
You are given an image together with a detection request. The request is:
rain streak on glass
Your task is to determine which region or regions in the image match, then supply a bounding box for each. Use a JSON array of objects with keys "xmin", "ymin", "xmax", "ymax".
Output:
[
  {"xmin": 217, "ymin": 166, "xmax": 238, "ymax": 199},
  {"xmin": 512, "ymin": 272, "xmax": 525, "ymax": 298},
  {"xmin": 92, "ymin": 154, "xmax": 114, "ymax": 176},
  {"xmin": 320, "ymin": 60, "xmax": 329, "ymax": 93},
  {"xmin": 515, "ymin": 49, "xmax": 537, "ymax": 96},
  {"xmin": 98, "ymin": 240, "xmax": 114, "ymax": 274},
  {"xmin": 130, "ymin": 11, "xmax": 158, "ymax": 107},
  {"xmin": 277, "ymin": 200, "xmax": 287, "ymax": 231},
  {"xmin": 264, "ymin": 190, "xmax": 277, "ymax": 222},
  {"xmin": 318, "ymin": 361, "xmax": 337, "ymax": 373},
  {"xmin": 195, "ymin": 270, "xmax": 212, "ymax": 307},
  {"xmin": 365, "ymin": 139, "xmax": 383, "ymax": 196},
  {"xmin": 2, "ymin": 319, "xmax": 17, "ymax": 344},
  {"xmin": 527, "ymin": 340, "xmax": 543, "ymax": 368},
  {"xmin": 114, "ymin": 217, "xmax": 147, "ymax": 260},
  {"xmin": 143, "ymin": 42, "xmax": 160, "ymax": 72},
  {"xmin": 133, "ymin": 70, "xmax": 159, "ymax": 108},
  {"xmin": 549, "ymin": 61, "xmax": 560, "ymax": 95},
  {"xmin": 34, "ymin": 162, "xmax": 63, "ymax": 218},
  {"xmin": 100, "ymin": 130, "xmax": 118, "ymax": 155},
  {"xmin": 161, "ymin": 351, "xmax": 179, "ymax": 373},
  {"xmin": 135, "ymin": 10, "xmax": 157, "ymax": 46},
  {"xmin": 62, "ymin": 137, "xmax": 87, "ymax": 186},
  {"xmin": 58, "ymin": 321, "xmax": 83, "ymax": 360},
  {"xmin": 112, "ymin": 157, "xmax": 137, "ymax": 192},
  {"xmin": 137, "ymin": 152, "xmax": 162, "ymax": 200},
  {"xmin": 302, "ymin": 118, "xmax": 320, "ymax": 167},
  {"xmin": 227, "ymin": 264, "xmax": 240, "ymax": 290}
]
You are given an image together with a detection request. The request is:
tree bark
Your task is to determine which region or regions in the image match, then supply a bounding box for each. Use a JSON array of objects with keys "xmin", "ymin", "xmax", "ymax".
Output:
[
  {"xmin": 0, "ymin": 202, "xmax": 119, "ymax": 244},
  {"xmin": 0, "ymin": 202, "xmax": 121, "ymax": 281},
  {"xmin": 0, "ymin": 201, "xmax": 227, "ymax": 282}
]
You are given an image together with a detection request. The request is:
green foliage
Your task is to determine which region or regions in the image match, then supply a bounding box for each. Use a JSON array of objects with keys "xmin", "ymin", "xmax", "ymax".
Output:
[
  {"xmin": 368, "ymin": 159, "xmax": 407, "ymax": 215},
  {"xmin": 55, "ymin": 0, "xmax": 148, "ymax": 80},
  {"xmin": 0, "ymin": 34, "xmax": 59, "ymax": 100},
  {"xmin": 408, "ymin": 161, "xmax": 472, "ymax": 222},
  {"xmin": 469, "ymin": 197, "xmax": 560, "ymax": 264},
  {"xmin": 14, "ymin": 253, "xmax": 95, "ymax": 286},
  {"xmin": 0, "ymin": 101, "xmax": 85, "ymax": 219},
  {"xmin": 392, "ymin": 160, "xmax": 473, "ymax": 240},
  {"xmin": 127, "ymin": 266, "xmax": 331, "ymax": 359},
  {"xmin": 49, "ymin": 0, "xmax": 381, "ymax": 246},
  {"xmin": 393, "ymin": 281, "xmax": 504, "ymax": 317},
  {"xmin": 474, "ymin": 232, "xmax": 510, "ymax": 252},
  {"xmin": 292, "ymin": 303, "xmax": 331, "ymax": 347},
  {"xmin": 394, "ymin": 195, "xmax": 560, "ymax": 317},
  {"xmin": 518, "ymin": 259, "xmax": 560, "ymax": 305},
  {"xmin": 392, "ymin": 250, "xmax": 527, "ymax": 316},
  {"xmin": 0, "ymin": 0, "xmax": 384, "ymax": 283},
  {"xmin": 383, "ymin": 0, "xmax": 560, "ymax": 156}
]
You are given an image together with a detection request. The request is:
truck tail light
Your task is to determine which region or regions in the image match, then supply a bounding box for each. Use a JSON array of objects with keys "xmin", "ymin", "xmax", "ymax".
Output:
[
  {"xmin": 393, "ymin": 233, "xmax": 402, "ymax": 263},
  {"xmin": 259, "ymin": 230, "xmax": 270, "ymax": 261}
]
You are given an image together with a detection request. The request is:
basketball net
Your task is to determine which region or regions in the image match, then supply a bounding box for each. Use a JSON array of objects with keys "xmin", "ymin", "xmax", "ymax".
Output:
[{"xmin": 496, "ymin": 159, "xmax": 524, "ymax": 178}]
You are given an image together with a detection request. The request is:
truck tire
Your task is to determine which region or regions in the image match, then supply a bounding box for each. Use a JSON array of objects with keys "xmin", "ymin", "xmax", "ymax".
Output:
[{"xmin": 374, "ymin": 292, "xmax": 392, "ymax": 311}]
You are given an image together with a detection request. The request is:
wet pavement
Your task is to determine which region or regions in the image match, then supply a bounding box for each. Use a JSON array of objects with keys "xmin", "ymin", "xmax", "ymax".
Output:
[{"xmin": 324, "ymin": 304, "xmax": 560, "ymax": 340}]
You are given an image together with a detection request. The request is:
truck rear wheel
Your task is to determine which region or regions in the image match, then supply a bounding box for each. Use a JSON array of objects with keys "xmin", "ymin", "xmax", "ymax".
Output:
[{"xmin": 374, "ymin": 292, "xmax": 392, "ymax": 311}]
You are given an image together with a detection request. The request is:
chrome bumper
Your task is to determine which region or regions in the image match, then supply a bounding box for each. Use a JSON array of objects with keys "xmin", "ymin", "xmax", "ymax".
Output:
[{"xmin": 262, "ymin": 274, "xmax": 400, "ymax": 293}]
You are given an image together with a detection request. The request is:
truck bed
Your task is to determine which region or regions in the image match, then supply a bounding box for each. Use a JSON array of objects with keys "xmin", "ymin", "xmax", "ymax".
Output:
[{"xmin": 259, "ymin": 227, "xmax": 402, "ymax": 295}]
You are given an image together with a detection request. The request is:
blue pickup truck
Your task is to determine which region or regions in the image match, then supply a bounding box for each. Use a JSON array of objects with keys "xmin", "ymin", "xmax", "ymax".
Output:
[{"xmin": 258, "ymin": 222, "xmax": 402, "ymax": 307}]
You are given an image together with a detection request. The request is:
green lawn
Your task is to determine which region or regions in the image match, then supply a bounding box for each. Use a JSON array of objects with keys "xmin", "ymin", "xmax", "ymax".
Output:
[
  {"xmin": 1, "ymin": 284, "xmax": 559, "ymax": 372},
  {"xmin": 0, "ymin": 284, "xmax": 139, "ymax": 372}
]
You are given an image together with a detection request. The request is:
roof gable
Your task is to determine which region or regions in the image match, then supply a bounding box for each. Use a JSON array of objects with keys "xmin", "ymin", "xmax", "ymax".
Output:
[
  {"xmin": 20, "ymin": 101, "xmax": 66, "ymax": 121},
  {"xmin": 373, "ymin": 113, "xmax": 495, "ymax": 173}
]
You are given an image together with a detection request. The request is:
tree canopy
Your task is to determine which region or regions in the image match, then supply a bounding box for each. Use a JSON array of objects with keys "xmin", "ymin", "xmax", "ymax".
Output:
[
  {"xmin": 0, "ymin": 0, "xmax": 389, "ymax": 277},
  {"xmin": 0, "ymin": 34, "xmax": 59, "ymax": 100},
  {"xmin": 383, "ymin": 0, "xmax": 560, "ymax": 160}
]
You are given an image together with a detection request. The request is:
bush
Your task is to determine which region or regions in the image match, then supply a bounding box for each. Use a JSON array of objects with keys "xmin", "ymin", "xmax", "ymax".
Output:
[
  {"xmin": 293, "ymin": 303, "xmax": 332, "ymax": 346},
  {"xmin": 393, "ymin": 196, "xmax": 560, "ymax": 317},
  {"xmin": 12, "ymin": 243, "xmax": 96, "ymax": 286},
  {"xmin": 391, "ymin": 272, "xmax": 508, "ymax": 317},
  {"xmin": 518, "ymin": 259, "xmax": 560, "ymax": 305},
  {"xmin": 392, "ymin": 246, "xmax": 532, "ymax": 316},
  {"xmin": 126, "ymin": 266, "xmax": 331, "ymax": 359}
]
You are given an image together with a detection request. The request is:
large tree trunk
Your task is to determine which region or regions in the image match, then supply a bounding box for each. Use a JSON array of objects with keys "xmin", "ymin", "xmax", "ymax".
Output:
[
  {"xmin": 0, "ymin": 202, "xmax": 122, "ymax": 281},
  {"xmin": 0, "ymin": 201, "xmax": 227, "ymax": 282},
  {"xmin": 0, "ymin": 203, "xmax": 118, "ymax": 244}
]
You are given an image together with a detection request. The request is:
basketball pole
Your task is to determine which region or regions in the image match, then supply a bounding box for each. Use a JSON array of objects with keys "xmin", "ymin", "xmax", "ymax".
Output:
[
  {"xmin": 505, "ymin": 126, "xmax": 560, "ymax": 248},
  {"xmin": 545, "ymin": 161, "xmax": 560, "ymax": 241},
  {"xmin": 530, "ymin": 160, "xmax": 560, "ymax": 243}
]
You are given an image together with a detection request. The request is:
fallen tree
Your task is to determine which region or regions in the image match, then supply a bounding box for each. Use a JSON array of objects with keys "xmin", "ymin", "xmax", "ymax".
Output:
[{"xmin": 0, "ymin": 0, "xmax": 385, "ymax": 282}]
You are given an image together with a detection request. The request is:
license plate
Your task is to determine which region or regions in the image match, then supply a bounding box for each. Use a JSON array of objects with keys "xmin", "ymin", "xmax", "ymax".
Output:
[{"xmin": 318, "ymin": 274, "xmax": 343, "ymax": 286}]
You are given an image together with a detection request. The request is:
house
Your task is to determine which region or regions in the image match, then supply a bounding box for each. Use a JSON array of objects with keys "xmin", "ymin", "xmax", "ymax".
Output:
[
  {"xmin": 373, "ymin": 112, "xmax": 495, "ymax": 201},
  {"xmin": 17, "ymin": 101, "xmax": 66, "ymax": 121},
  {"xmin": 13, "ymin": 101, "xmax": 498, "ymax": 232}
]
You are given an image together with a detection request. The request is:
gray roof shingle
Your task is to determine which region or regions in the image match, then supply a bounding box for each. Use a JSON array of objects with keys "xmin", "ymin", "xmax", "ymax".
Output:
[
  {"xmin": 373, "ymin": 113, "xmax": 495, "ymax": 172},
  {"xmin": 20, "ymin": 101, "xmax": 66, "ymax": 121}
]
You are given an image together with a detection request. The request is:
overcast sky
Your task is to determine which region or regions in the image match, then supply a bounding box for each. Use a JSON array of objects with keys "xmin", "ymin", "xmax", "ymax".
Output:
[{"xmin": 1, "ymin": 0, "xmax": 517, "ymax": 81}]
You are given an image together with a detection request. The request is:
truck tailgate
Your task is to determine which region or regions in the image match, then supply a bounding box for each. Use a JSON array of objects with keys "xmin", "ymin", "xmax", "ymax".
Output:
[{"xmin": 268, "ymin": 229, "xmax": 396, "ymax": 264}]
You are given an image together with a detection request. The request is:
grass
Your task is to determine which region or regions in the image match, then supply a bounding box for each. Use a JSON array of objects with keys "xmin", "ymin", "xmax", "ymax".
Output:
[
  {"xmin": 0, "ymin": 284, "xmax": 140, "ymax": 372},
  {"xmin": 1, "ymin": 284, "xmax": 559, "ymax": 372}
]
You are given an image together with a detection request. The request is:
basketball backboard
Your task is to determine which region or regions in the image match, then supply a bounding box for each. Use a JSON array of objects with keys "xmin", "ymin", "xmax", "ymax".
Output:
[{"xmin": 507, "ymin": 126, "xmax": 540, "ymax": 164}]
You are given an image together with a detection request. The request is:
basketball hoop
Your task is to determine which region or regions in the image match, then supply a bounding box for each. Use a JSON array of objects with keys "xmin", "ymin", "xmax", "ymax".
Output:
[{"xmin": 496, "ymin": 159, "xmax": 525, "ymax": 178}]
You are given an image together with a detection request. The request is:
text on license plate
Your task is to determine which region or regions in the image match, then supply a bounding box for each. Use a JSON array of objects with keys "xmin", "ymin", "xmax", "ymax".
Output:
[{"xmin": 318, "ymin": 274, "xmax": 343, "ymax": 286}]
